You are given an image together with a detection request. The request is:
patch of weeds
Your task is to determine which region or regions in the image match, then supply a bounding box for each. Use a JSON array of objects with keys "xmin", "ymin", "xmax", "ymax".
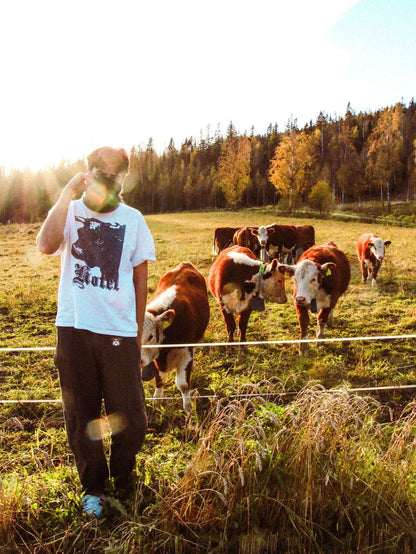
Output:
[{"xmin": 308, "ymin": 355, "xmax": 348, "ymax": 388}]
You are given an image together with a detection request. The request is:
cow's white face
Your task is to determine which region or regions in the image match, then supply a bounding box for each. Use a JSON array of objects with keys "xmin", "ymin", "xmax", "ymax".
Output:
[
  {"xmin": 283, "ymin": 259, "xmax": 334, "ymax": 310},
  {"xmin": 255, "ymin": 226, "xmax": 269, "ymax": 247},
  {"xmin": 141, "ymin": 286, "xmax": 177, "ymax": 366},
  {"xmin": 141, "ymin": 312, "xmax": 163, "ymax": 366},
  {"xmin": 369, "ymin": 238, "xmax": 391, "ymax": 261},
  {"xmin": 293, "ymin": 260, "xmax": 322, "ymax": 306},
  {"xmin": 141, "ymin": 311, "xmax": 174, "ymax": 366}
]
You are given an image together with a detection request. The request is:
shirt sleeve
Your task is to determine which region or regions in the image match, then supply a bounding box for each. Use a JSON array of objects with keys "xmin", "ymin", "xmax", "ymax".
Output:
[{"xmin": 131, "ymin": 212, "xmax": 156, "ymax": 266}]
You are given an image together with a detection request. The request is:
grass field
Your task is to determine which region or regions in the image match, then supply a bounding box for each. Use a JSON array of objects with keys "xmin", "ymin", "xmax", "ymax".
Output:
[{"xmin": 1, "ymin": 209, "xmax": 416, "ymax": 552}]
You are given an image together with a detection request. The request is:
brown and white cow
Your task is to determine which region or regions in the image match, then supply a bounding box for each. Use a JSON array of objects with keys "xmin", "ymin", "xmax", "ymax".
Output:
[
  {"xmin": 281, "ymin": 241, "xmax": 350, "ymax": 354},
  {"xmin": 294, "ymin": 224, "xmax": 315, "ymax": 261},
  {"xmin": 208, "ymin": 245, "xmax": 287, "ymax": 348},
  {"xmin": 213, "ymin": 227, "xmax": 240, "ymax": 256},
  {"xmin": 357, "ymin": 233, "xmax": 391, "ymax": 286},
  {"xmin": 265, "ymin": 223, "xmax": 298, "ymax": 263},
  {"xmin": 233, "ymin": 225, "xmax": 270, "ymax": 261},
  {"xmin": 141, "ymin": 262, "xmax": 210, "ymax": 412}
]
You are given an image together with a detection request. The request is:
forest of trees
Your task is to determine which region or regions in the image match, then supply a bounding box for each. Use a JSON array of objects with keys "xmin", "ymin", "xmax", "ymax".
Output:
[{"xmin": 1, "ymin": 100, "xmax": 416, "ymax": 224}]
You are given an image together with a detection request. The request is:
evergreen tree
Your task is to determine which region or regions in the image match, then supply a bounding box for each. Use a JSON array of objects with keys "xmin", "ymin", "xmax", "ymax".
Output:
[{"xmin": 367, "ymin": 105, "xmax": 404, "ymax": 212}]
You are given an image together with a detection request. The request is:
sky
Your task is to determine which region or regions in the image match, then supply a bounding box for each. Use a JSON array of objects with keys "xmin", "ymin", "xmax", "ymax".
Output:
[{"xmin": 0, "ymin": 0, "xmax": 415, "ymax": 171}]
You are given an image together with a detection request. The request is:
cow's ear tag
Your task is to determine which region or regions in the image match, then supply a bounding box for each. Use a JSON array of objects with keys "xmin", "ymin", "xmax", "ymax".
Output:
[
  {"xmin": 258, "ymin": 264, "xmax": 266, "ymax": 276},
  {"xmin": 251, "ymin": 294, "xmax": 265, "ymax": 311},
  {"xmin": 326, "ymin": 268, "xmax": 332, "ymax": 276}
]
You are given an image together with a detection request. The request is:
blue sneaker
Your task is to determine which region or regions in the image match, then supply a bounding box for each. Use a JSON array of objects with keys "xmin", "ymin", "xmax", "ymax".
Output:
[{"xmin": 82, "ymin": 494, "xmax": 105, "ymax": 518}]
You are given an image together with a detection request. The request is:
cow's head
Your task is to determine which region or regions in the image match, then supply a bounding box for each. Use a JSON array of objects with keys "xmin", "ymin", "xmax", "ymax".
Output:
[
  {"xmin": 141, "ymin": 309, "xmax": 175, "ymax": 367},
  {"xmin": 252, "ymin": 225, "xmax": 273, "ymax": 262},
  {"xmin": 369, "ymin": 238, "xmax": 391, "ymax": 261},
  {"xmin": 256, "ymin": 259, "xmax": 287, "ymax": 304},
  {"xmin": 252, "ymin": 225, "xmax": 271, "ymax": 247},
  {"xmin": 281, "ymin": 259, "xmax": 335, "ymax": 310},
  {"xmin": 220, "ymin": 257, "xmax": 287, "ymax": 315}
]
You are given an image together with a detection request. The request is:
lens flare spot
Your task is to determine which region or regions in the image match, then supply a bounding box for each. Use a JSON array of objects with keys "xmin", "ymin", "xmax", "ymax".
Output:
[
  {"xmin": 88, "ymin": 183, "xmax": 109, "ymax": 207},
  {"xmin": 86, "ymin": 417, "xmax": 109, "ymax": 441},
  {"xmin": 107, "ymin": 411, "xmax": 128, "ymax": 435}
]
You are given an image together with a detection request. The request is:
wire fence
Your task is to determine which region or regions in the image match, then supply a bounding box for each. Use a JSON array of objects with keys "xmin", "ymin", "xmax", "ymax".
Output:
[{"xmin": 1, "ymin": 333, "xmax": 416, "ymax": 404}]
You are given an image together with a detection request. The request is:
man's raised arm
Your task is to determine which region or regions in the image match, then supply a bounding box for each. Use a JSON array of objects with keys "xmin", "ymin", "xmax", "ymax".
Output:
[{"xmin": 36, "ymin": 172, "xmax": 89, "ymax": 254}]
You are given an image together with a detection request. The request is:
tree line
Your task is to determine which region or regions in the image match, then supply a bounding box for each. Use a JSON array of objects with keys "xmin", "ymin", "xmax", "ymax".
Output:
[{"xmin": 1, "ymin": 100, "xmax": 416, "ymax": 224}]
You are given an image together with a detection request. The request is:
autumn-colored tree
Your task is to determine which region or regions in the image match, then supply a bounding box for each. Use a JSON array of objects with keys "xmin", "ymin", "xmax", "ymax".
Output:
[
  {"xmin": 410, "ymin": 137, "xmax": 416, "ymax": 200},
  {"xmin": 268, "ymin": 120, "xmax": 313, "ymax": 210},
  {"xmin": 367, "ymin": 105, "xmax": 403, "ymax": 212},
  {"xmin": 402, "ymin": 100, "xmax": 416, "ymax": 200},
  {"xmin": 308, "ymin": 180, "xmax": 334, "ymax": 215},
  {"xmin": 217, "ymin": 125, "xmax": 251, "ymax": 209}
]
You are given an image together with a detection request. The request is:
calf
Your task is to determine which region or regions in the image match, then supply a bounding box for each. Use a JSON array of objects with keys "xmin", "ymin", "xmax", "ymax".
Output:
[
  {"xmin": 141, "ymin": 262, "xmax": 210, "ymax": 412},
  {"xmin": 233, "ymin": 225, "xmax": 268, "ymax": 261},
  {"xmin": 233, "ymin": 225, "xmax": 270, "ymax": 261},
  {"xmin": 281, "ymin": 242, "xmax": 350, "ymax": 354},
  {"xmin": 265, "ymin": 223, "xmax": 298, "ymax": 263},
  {"xmin": 213, "ymin": 227, "xmax": 240, "ymax": 256},
  {"xmin": 208, "ymin": 245, "xmax": 287, "ymax": 348},
  {"xmin": 357, "ymin": 233, "xmax": 391, "ymax": 286},
  {"xmin": 294, "ymin": 224, "xmax": 315, "ymax": 261}
]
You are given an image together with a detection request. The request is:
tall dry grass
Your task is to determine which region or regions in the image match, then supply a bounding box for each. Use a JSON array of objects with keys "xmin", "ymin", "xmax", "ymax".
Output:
[{"xmin": 146, "ymin": 384, "xmax": 416, "ymax": 552}]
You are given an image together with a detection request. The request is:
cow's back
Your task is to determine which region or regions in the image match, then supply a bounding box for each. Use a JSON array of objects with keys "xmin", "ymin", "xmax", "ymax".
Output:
[
  {"xmin": 214, "ymin": 227, "xmax": 240, "ymax": 253},
  {"xmin": 299, "ymin": 242, "xmax": 350, "ymax": 296},
  {"xmin": 208, "ymin": 245, "xmax": 257, "ymax": 300},
  {"xmin": 268, "ymin": 224, "xmax": 297, "ymax": 246},
  {"xmin": 151, "ymin": 262, "xmax": 209, "ymax": 343},
  {"xmin": 295, "ymin": 225, "xmax": 315, "ymax": 250},
  {"xmin": 357, "ymin": 233, "xmax": 374, "ymax": 259},
  {"xmin": 233, "ymin": 226, "xmax": 257, "ymax": 249}
]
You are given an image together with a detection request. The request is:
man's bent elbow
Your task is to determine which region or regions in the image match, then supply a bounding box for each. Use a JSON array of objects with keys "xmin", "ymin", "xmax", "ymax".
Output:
[{"xmin": 36, "ymin": 234, "xmax": 60, "ymax": 255}]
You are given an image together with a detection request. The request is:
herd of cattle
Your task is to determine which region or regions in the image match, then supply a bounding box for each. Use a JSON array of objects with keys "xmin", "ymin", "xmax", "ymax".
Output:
[{"xmin": 140, "ymin": 223, "xmax": 391, "ymax": 412}]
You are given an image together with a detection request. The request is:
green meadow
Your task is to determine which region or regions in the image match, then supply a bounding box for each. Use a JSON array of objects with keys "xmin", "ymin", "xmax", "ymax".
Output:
[{"xmin": 1, "ymin": 209, "xmax": 416, "ymax": 552}]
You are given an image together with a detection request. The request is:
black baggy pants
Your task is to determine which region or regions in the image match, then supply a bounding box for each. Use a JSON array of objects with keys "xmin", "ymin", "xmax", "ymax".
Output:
[{"xmin": 55, "ymin": 327, "xmax": 147, "ymax": 495}]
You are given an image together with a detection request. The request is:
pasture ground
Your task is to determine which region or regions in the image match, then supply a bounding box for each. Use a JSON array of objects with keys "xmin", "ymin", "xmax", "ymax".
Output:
[{"xmin": 1, "ymin": 209, "xmax": 416, "ymax": 552}]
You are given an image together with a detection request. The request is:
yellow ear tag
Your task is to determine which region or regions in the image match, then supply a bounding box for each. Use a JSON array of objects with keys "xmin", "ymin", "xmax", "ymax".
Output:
[{"xmin": 326, "ymin": 268, "xmax": 332, "ymax": 276}]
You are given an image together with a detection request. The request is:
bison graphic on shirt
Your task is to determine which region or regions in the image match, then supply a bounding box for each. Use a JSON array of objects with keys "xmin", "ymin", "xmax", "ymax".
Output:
[{"xmin": 71, "ymin": 216, "xmax": 126, "ymax": 291}]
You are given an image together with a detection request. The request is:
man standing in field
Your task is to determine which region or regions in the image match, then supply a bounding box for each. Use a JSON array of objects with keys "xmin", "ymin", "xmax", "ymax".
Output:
[{"xmin": 36, "ymin": 146, "xmax": 156, "ymax": 518}]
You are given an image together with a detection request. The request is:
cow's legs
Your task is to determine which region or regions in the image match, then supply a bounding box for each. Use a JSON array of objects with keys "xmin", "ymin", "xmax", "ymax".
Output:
[
  {"xmin": 296, "ymin": 305, "xmax": 310, "ymax": 355},
  {"xmin": 172, "ymin": 348, "xmax": 193, "ymax": 413},
  {"xmin": 360, "ymin": 260, "xmax": 368, "ymax": 283},
  {"xmin": 317, "ymin": 307, "xmax": 331, "ymax": 339},
  {"xmin": 371, "ymin": 260, "xmax": 381, "ymax": 286},
  {"xmin": 153, "ymin": 349, "xmax": 193, "ymax": 413},
  {"xmin": 221, "ymin": 308, "xmax": 236, "ymax": 350},
  {"xmin": 153, "ymin": 364, "xmax": 168, "ymax": 402},
  {"xmin": 237, "ymin": 310, "xmax": 251, "ymax": 351},
  {"xmin": 295, "ymin": 247, "xmax": 304, "ymax": 262}
]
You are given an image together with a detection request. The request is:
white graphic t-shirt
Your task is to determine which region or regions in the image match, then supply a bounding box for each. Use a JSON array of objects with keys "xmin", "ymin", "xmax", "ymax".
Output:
[{"xmin": 56, "ymin": 199, "xmax": 156, "ymax": 337}]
